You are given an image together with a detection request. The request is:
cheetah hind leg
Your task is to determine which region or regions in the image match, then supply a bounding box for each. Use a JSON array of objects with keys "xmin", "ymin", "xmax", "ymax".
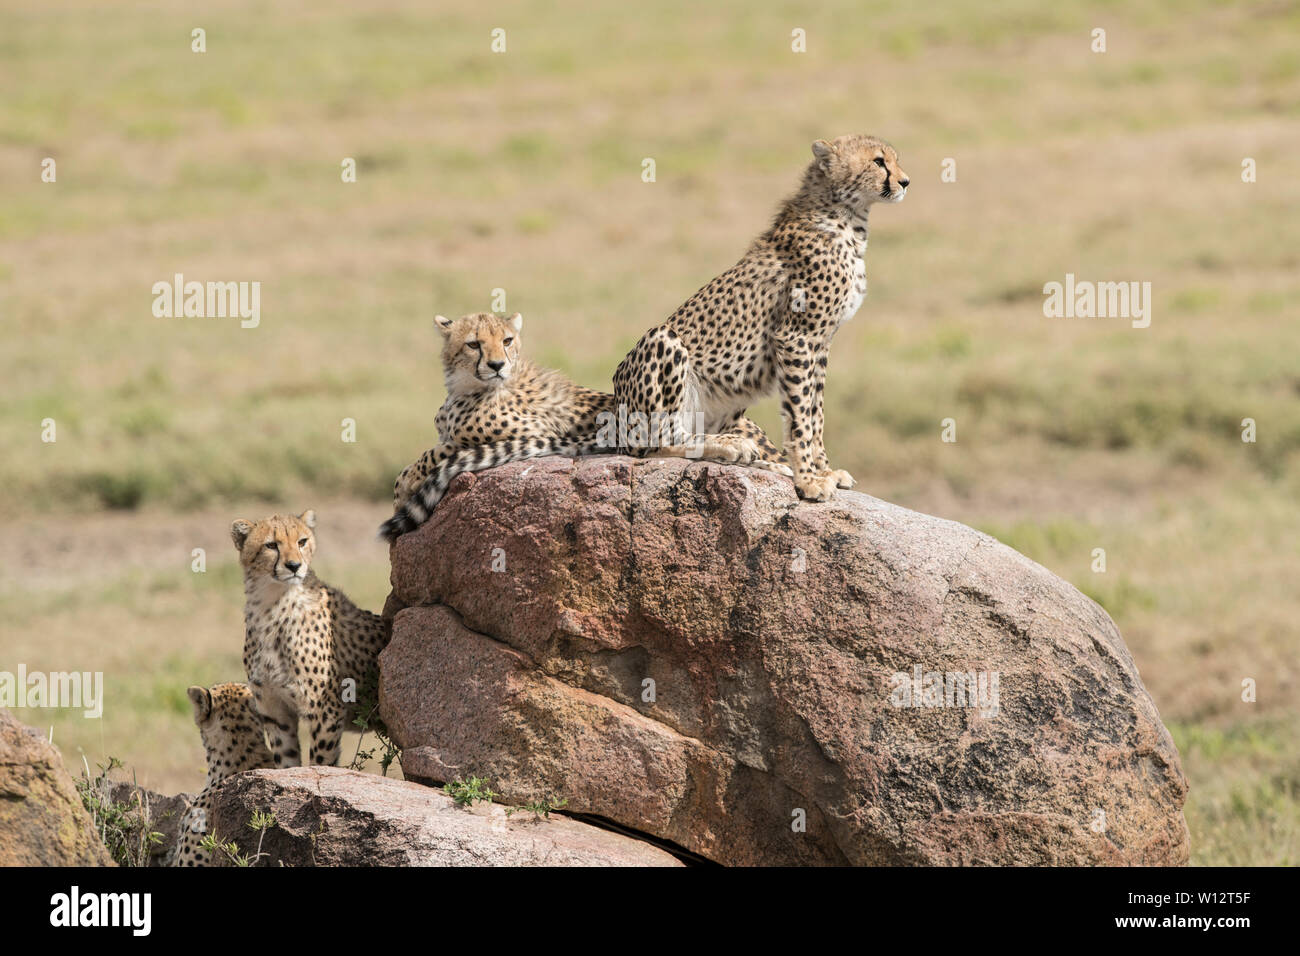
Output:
[
  {"xmin": 614, "ymin": 330, "xmax": 768, "ymax": 468},
  {"xmin": 651, "ymin": 433, "xmax": 764, "ymax": 466}
]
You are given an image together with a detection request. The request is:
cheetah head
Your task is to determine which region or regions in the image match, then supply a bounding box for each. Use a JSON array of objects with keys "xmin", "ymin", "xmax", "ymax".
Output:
[
  {"xmin": 811, "ymin": 134, "xmax": 909, "ymax": 210},
  {"xmin": 186, "ymin": 682, "xmax": 273, "ymax": 782},
  {"xmin": 435, "ymin": 311, "xmax": 523, "ymax": 393},
  {"xmin": 230, "ymin": 510, "xmax": 316, "ymax": 585}
]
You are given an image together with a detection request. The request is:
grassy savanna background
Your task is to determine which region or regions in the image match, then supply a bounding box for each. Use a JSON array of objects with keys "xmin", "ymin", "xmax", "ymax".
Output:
[{"xmin": 2, "ymin": 0, "xmax": 1297, "ymax": 864}]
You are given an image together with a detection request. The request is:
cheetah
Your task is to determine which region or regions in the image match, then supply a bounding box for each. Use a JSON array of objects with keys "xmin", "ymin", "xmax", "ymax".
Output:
[
  {"xmin": 380, "ymin": 311, "xmax": 615, "ymax": 541},
  {"xmin": 233, "ymin": 510, "xmax": 390, "ymax": 767},
  {"xmin": 612, "ymin": 133, "xmax": 909, "ymax": 501},
  {"xmin": 169, "ymin": 682, "xmax": 274, "ymax": 867}
]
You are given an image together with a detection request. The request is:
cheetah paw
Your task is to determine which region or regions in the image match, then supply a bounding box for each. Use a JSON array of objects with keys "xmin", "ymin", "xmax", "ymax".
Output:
[
  {"xmin": 824, "ymin": 468, "xmax": 855, "ymax": 489},
  {"xmin": 712, "ymin": 436, "xmax": 760, "ymax": 464},
  {"xmin": 794, "ymin": 472, "xmax": 838, "ymax": 502},
  {"xmin": 750, "ymin": 459, "xmax": 795, "ymax": 478}
]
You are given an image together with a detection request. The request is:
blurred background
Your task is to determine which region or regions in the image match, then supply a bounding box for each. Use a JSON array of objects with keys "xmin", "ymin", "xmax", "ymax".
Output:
[{"xmin": 1, "ymin": 0, "xmax": 1297, "ymax": 864}]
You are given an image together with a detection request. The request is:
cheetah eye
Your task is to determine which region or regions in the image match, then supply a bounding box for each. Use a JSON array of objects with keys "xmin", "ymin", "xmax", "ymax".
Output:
[
  {"xmin": 874, "ymin": 157, "xmax": 886, "ymax": 168},
  {"xmin": 466, "ymin": 341, "xmax": 481, "ymax": 351},
  {"xmin": 298, "ymin": 538, "xmax": 308, "ymax": 547},
  {"xmin": 503, "ymin": 337, "xmax": 513, "ymax": 346},
  {"xmin": 264, "ymin": 541, "xmax": 278, "ymax": 550}
]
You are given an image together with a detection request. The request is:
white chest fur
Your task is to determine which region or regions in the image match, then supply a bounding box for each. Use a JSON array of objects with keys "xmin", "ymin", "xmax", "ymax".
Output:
[
  {"xmin": 839, "ymin": 255, "xmax": 867, "ymax": 327},
  {"xmin": 244, "ymin": 580, "xmax": 316, "ymax": 688}
]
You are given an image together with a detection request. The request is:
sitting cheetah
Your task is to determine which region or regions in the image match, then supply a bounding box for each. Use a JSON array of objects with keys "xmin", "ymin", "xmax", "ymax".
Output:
[
  {"xmin": 233, "ymin": 510, "xmax": 390, "ymax": 766},
  {"xmin": 380, "ymin": 311, "xmax": 615, "ymax": 541},
  {"xmin": 169, "ymin": 682, "xmax": 274, "ymax": 867},
  {"xmin": 613, "ymin": 133, "xmax": 909, "ymax": 501}
]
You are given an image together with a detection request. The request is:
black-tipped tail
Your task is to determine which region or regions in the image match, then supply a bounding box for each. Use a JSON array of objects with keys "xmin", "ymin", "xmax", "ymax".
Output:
[
  {"xmin": 379, "ymin": 435, "xmax": 598, "ymax": 543},
  {"xmin": 379, "ymin": 496, "xmax": 430, "ymax": 543},
  {"xmin": 377, "ymin": 512, "xmax": 413, "ymax": 544}
]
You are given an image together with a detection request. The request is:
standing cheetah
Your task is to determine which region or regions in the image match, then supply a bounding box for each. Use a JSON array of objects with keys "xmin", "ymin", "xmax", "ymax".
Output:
[
  {"xmin": 613, "ymin": 133, "xmax": 909, "ymax": 501},
  {"xmin": 169, "ymin": 682, "xmax": 274, "ymax": 867},
  {"xmin": 234, "ymin": 510, "xmax": 389, "ymax": 766},
  {"xmin": 380, "ymin": 311, "xmax": 615, "ymax": 541}
]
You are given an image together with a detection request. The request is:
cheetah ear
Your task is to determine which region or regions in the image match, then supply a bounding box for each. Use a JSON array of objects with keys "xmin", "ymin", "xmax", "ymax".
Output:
[
  {"xmin": 187, "ymin": 685, "xmax": 212, "ymax": 725},
  {"xmin": 230, "ymin": 519, "xmax": 253, "ymax": 551},
  {"xmin": 509, "ymin": 312, "xmax": 522, "ymax": 332},
  {"xmin": 811, "ymin": 139, "xmax": 836, "ymax": 174},
  {"xmin": 433, "ymin": 314, "xmax": 455, "ymax": 337},
  {"xmin": 299, "ymin": 509, "xmax": 317, "ymax": 530}
]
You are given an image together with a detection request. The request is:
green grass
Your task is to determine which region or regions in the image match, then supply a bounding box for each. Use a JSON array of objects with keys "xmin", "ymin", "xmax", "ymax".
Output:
[{"xmin": 1172, "ymin": 718, "xmax": 1300, "ymax": 866}]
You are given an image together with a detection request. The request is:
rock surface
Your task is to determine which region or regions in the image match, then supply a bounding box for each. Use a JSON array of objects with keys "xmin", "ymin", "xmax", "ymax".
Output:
[
  {"xmin": 0, "ymin": 709, "xmax": 114, "ymax": 866},
  {"xmin": 208, "ymin": 766, "xmax": 683, "ymax": 866},
  {"xmin": 105, "ymin": 781, "xmax": 192, "ymax": 866},
  {"xmin": 381, "ymin": 455, "xmax": 1191, "ymax": 866}
]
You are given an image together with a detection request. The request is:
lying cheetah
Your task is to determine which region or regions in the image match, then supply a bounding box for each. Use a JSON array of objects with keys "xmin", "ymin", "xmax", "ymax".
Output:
[
  {"xmin": 613, "ymin": 133, "xmax": 909, "ymax": 501},
  {"xmin": 380, "ymin": 311, "xmax": 615, "ymax": 541},
  {"xmin": 169, "ymin": 682, "xmax": 274, "ymax": 867},
  {"xmin": 233, "ymin": 510, "xmax": 389, "ymax": 766}
]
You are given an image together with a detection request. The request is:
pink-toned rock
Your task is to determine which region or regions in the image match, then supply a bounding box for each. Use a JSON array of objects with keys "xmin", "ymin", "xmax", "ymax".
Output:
[
  {"xmin": 208, "ymin": 766, "xmax": 682, "ymax": 866},
  {"xmin": 381, "ymin": 455, "xmax": 1190, "ymax": 866}
]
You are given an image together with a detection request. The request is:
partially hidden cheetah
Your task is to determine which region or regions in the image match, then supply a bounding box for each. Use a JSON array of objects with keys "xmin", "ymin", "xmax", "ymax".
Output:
[
  {"xmin": 234, "ymin": 510, "xmax": 389, "ymax": 767},
  {"xmin": 379, "ymin": 311, "xmax": 615, "ymax": 541},
  {"xmin": 169, "ymin": 681, "xmax": 274, "ymax": 867},
  {"xmin": 613, "ymin": 133, "xmax": 909, "ymax": 501}
]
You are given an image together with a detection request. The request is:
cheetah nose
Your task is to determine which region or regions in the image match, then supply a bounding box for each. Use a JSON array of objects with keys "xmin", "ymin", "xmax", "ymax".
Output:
[
  {"xmin": 284, "ymin": 561, "xmax": 301, "ymax": 573},
  {"xmin": 899, "ymin": 178, "xmax": 910, "ymax": 189},
  {"xmin": 487, "ymin": 360, "xmax": 505, "ymax": 372}
]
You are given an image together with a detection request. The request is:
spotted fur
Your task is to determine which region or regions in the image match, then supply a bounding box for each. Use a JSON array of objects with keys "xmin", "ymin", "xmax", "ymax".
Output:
[
  {"xmin": 380, "ymin": 312, "xmax": 614, "ymax": 541},
  {"xmin": 612, "ymin": 133, "xmax": 909, "ymax": 501},
  {"xmin": 233, "ymin": 510, "xmax": 389, "ymax": 768},
  {"xmin": 169, "ymin": 682, "xmax": 274, "ymax": 867}
]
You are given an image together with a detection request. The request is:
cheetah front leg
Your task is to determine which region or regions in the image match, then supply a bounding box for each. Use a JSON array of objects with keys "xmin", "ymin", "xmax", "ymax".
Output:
[
  {"xmin": 250, "ymin": 682, "xmax": 301, "ymax": 768},
  {"xmin": 307, "ymin": 703, "xmax": 345, "ymax": 767},
  {"xmin": 807, "ymin": 351, "xmax": 855, "ymax": 489},
  {"xmin": 776, "ymin": 335, "xmax": 838, "ymax": 501}
]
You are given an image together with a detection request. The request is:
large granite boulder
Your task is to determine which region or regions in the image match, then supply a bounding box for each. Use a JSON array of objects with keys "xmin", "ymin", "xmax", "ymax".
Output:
[
  {"xmin": 207, "ymin": 766, "xmax": 682, "ymax": 866},
  {"xmin": 0, "ymin": 709, "xmax": 114, "ymax": 866},
  {"xmin": 380, "ymin": 455, "xmax": 1190, "ymax": 866}
]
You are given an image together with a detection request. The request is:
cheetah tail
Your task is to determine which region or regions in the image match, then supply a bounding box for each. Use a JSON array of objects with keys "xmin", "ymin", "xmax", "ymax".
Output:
[{"xmin": 377, "ymin": 436, "xmax": 592, "ymax": 543}]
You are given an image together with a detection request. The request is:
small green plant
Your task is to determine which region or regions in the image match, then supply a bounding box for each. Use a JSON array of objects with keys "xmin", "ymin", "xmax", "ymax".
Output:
[
  {"xmin": 76, "ymin": 756, "xmax": 164, "ymax": 867},
  {"xmin": 506, "ymin": 796, "xmax": 569, "ymax": 820},
  {"xmin": 199, "ymin": 810, "xmax": 277, "ymax": 867},
  {"xmin": 443, "ymin": 776, "xmax": 497, "ymax": 807},
  {"xmin": 348, "ymin": 671, "xmax": 402, "ymax": 776}
]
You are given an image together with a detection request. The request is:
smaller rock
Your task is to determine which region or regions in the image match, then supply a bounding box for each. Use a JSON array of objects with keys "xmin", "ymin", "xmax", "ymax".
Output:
[
  {"xmin": 104, "ymin": 782, "xmax": 193, "ymax": 867},
  {"xmin": 209, "ymin": 767, "xmax": 683, "ymax": 867},
  {"xmin": 0, "ymin": 709, "xmax": 114, "ymax": 866}
]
